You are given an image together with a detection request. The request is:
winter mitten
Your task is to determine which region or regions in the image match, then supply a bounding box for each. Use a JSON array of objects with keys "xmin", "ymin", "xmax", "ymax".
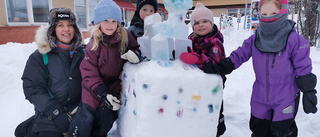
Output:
[
  {"xmin": 44, "ymin": 102, "xmax": 71, "ymax": 134},
  {"xmin": 295, "ymin": 73, "xmax": 318, "ymax": 114},
  {"xmin": 121, "ymin": 50, "xmax": 141, "ymax": 64},
  {"xmin": 104, "ymin": 94, "xmax": 121, "ymax": 111},
  {"xmin": 180, "ymin": 46, "xmax": 205, "ymax": 64},
  {"xmin": 203, "ymin": 58, "xmax": 235, "ymax": 75},
  {"xmin": 54, "ymin": 113, "xmax": 72, "ymax": 133},
  {"xmin": 302, "ymin": 90, "xmax": 318, "ymax": 114}
]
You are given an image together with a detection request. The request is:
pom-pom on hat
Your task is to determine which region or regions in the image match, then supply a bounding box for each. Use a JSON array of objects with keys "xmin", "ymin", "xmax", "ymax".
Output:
[
  {"xmin": 136, "ymin": 0, "xmax": 158, "ymax": 13},
  {"xmin": 190, "ymin": 3, "xmax": 214, "ymax": 27},
  {"xmin": 93, "ymin": 0, "xmax": 122, "ymax": 25},
  {"xmin": 259, "ymin": 0, "xmax": 288, "ymax": 22}
]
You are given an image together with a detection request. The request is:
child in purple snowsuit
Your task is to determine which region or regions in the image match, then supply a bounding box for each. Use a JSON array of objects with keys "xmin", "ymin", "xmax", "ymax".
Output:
[{"xmin": 203, "ymin": 0, "xmax": 317, "ymax": 137}]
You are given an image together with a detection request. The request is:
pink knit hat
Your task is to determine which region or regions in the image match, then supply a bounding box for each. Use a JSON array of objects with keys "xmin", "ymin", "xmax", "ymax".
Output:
[
  {"xmin": 190, "ymin": 3, "xmax": 214, "ymax": 26},
  {"xmin": 259, "ymin": 0, "xmax": 288, "ymax": 22}
]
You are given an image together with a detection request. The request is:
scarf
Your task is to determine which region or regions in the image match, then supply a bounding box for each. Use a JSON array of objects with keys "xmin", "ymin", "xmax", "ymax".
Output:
[
  {"xmin": 255, "ymin": 15, "xmax": 295, "ymax": 53},
  {"xmin": 56, "ymin": 40, "xmax": 76, "ymax": 58}
]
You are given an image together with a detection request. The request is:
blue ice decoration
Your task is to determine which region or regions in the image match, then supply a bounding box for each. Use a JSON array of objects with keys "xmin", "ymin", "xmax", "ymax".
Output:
[
  {"xmin": 162, "ymin": 94, "xmax": 168, "ymax": 100},
  {"xmin": 124, "ymin": 94, "xmax": 128, "ymax": 107},
  {"xmin": 176, "ymin": 100, "xmax": 181, "ymax": 104},
  {"xmin": 143, "ymin": 84, "xmax": 148, "ymax": 89},
  {"xmin": 122, "ymin": 73, "xmax": 127, "ymax": 80},
  {"xmin": 193, "ymin": 107, "xmax": 197, "ymax": 112},
  {"xmin": 133, "ymin": 90, "xmax": 136, "ymax": 98},
  {"xmin": 208, "ymin": 104, "xmax": 214, "ymax": 113}
]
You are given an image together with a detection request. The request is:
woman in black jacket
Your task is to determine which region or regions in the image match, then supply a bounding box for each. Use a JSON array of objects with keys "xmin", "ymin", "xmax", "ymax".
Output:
[{"xmin": 16, "ymin": 8, "xmax": 84, "ymax": 137}]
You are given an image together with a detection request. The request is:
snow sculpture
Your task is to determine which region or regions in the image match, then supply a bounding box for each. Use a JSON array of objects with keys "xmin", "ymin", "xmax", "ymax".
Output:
[
  {"xmin": 117, "ymin": 61, "xmax": 223, "ymax": 137},
  {"xmin": 137, "ymin": 0, "xmax": 193, "ymax": 60},
  {"xmin": 117, "ymin": 0, "xmax": 223, "ymax": 136}
]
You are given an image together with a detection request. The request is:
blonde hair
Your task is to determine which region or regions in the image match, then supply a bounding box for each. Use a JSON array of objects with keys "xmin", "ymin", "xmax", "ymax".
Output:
[
  {"xmin": 259, "ymin": 0, "xmax": 281, "ymax": 11},
  {"xmin": 89, "ymin": 22, "xmax": 128, "ymax": 54}
]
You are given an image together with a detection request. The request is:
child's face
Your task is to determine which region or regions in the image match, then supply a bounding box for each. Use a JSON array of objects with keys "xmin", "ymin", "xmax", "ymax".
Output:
[
  {"xmin": 193, "ymin": 19, "xmax": 212, "ymax": 36},
  {"xmin": 139, "ymin": 4, "xmax": 155, "ymax": 20},
  {"xmin": 100, "ymin": 19, "xmax": 118, "ymax": 36},
  {"xmin": 55, "ymin": 20, "xmax": 75, "ymax": 44},
  {"xmin": 260, "ymin": 1, "xmax": 280, "ymax": 17}
]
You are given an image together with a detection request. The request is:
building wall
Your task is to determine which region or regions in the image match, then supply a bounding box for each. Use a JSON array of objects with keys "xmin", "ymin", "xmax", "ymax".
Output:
[
  {"xmin": 0, "ymin": 26, "xmax": 39, "ymax": 44},
  {"xmin": 211, "ymin": 8, "xmax": 227, "ymax": 17},
  {"xmin": 0, "ymin": 0, "xmax": 77, "ymax": 44},
  {"xmin": 193, "ymin": 0, "xmax": 251, "ymax": 6},
  {"xmin": 52, "ymin": 0, "xmax": 74, "ymax": 11},
  {"xmin": 0, "ymin": 0, "xmax": 249, "ymax": 44},
  {"xmin": 0, "ymin": 0, "xmax": 7, "ymax": 26}
]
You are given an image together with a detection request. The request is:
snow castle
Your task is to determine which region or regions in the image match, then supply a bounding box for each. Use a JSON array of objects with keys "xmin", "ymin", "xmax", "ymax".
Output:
[{"xmin": 117, "ymin": 0, "xmax": 223, "ymax": 136}]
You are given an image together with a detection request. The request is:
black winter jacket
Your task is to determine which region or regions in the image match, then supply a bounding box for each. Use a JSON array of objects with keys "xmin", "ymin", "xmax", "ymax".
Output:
[
  {"xmin": 21, "ymin": 25, "xmax": 85, "ymax": 133},
  {"xmin": 127, "ymin": 11, "xmax": 144, "ymax": 40}
]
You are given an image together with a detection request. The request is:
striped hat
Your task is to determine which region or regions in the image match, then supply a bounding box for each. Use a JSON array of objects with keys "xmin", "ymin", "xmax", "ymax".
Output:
[{"xmin": 259, "ymin": 0, "xmax": 288, "ymax": 22}]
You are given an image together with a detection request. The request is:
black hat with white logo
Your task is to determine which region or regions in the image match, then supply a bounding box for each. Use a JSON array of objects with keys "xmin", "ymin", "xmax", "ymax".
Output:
[{"xmin": 47, "ymin": 7, "xmax": 82, "ymax": 48}]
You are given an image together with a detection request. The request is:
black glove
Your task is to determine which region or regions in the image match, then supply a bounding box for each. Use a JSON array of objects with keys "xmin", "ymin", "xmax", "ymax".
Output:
[
  {"xmin": 95, "ymin": 84, "xmax": 109, "ymax": 99},
  {"xmin": 44, "ymin": 102, "xmax": 71, "ymax": 133},
  {"xmin": 302, "ymin": 90, "xmax": 318, "ymax": 114},
  {"xmin": 203, "ymin": 58, "xmax": 235, "ymax": 75},
  {"xmin": 203, "ymin": 63, "xmax": 222, "ymax": 74}
]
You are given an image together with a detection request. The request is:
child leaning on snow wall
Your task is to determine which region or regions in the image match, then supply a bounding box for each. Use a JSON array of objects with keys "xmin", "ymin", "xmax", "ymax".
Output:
[
  {"xmin": 68, "ymin": 0, "xmax": 142, "ymax": 136},
  {"xmin": 127, "ymin": 0, "xmax": 158, "ymax": 40},
  {"xmin": 202, "ymin": 0, "xmax": 318, "ymax": 136},
  {"xmin": 179, "ymin": 3, "xmax": 227, "ymax": 137}
]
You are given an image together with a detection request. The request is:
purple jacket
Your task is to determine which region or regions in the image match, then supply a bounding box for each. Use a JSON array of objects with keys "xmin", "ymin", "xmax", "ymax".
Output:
[
  {"xmin": 81, "ymin": 31, "xmax": 140, "ymax": 110},
  {"xmin": 229, "ymin": 28, "xmax": 312, "ymax": 120}
]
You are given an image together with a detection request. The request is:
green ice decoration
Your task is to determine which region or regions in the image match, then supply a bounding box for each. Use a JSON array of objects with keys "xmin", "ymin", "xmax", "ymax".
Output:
[
  {"xmin": 133, "ymin": 109, "xmax": 137, "ymax": 116},
  {"xmin": 212, "ymin": 85, "xmax": 221, "ymax": 95}
]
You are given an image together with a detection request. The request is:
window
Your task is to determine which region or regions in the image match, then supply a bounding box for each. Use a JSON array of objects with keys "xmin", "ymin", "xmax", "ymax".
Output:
[
  {"xmin": 32, "ymin": 0, "xmax": 50, "ymax": 22},
  {"xmin": 75, "ymin": 0, "xmax": 99, "ymax": 29},
  {"xmin": 6, "ymin": 0, "xmax": 29, "ymax": 22},
  {"xmin": 227, "ymin": 7, "xmax": 251, "ymax": 17},
  {"xmin": 5, "ymin": 0, "xmax": 52, "ymax": 25}
]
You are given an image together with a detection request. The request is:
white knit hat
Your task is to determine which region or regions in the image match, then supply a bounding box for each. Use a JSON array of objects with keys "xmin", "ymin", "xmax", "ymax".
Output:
[{"xmin": 190, "ymin": 3, "xmax": 214, "ymax": 26}]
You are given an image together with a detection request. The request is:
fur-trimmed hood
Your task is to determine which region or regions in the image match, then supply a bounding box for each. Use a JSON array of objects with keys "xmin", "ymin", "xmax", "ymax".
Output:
[
  {"xmin": 35, "ymin": 8, "xmax": 84, "ymax": 54},
  {"xmin": 35, "ymin": 24, "xmax": 84, "ymax": 54}
]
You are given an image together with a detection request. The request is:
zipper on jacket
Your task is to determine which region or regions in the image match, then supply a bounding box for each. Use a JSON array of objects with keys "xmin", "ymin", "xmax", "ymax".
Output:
[
  {"xmin": 271, "ymin": 53, "xmax": 276, "ymax": 69},
  {"xmin": 103, "ymin": 54, "xmax": 106, "ymax": 70},
  {"xmin": 266, "ymin": 54, "xmax": 270, "ymax": 102}
]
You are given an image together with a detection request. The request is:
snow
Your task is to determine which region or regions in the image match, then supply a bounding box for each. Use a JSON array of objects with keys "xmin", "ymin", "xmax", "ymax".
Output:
[
  {"xmin": 1, "ymin": 22, "xmax": 320, "ymax": 137},
  {"xmin": 117, "ymin": 60, "xmax": 223, "ymax": 137}
]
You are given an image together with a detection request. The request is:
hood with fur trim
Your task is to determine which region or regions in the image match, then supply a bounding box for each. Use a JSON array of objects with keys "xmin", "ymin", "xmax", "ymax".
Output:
[
  {"xmin": 35, "ymin": 8, "xmax": 83, "ymax": 54},
  {"xmin": 35, "ymin": 24, "xmax": 83, "ymax": 54}
]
